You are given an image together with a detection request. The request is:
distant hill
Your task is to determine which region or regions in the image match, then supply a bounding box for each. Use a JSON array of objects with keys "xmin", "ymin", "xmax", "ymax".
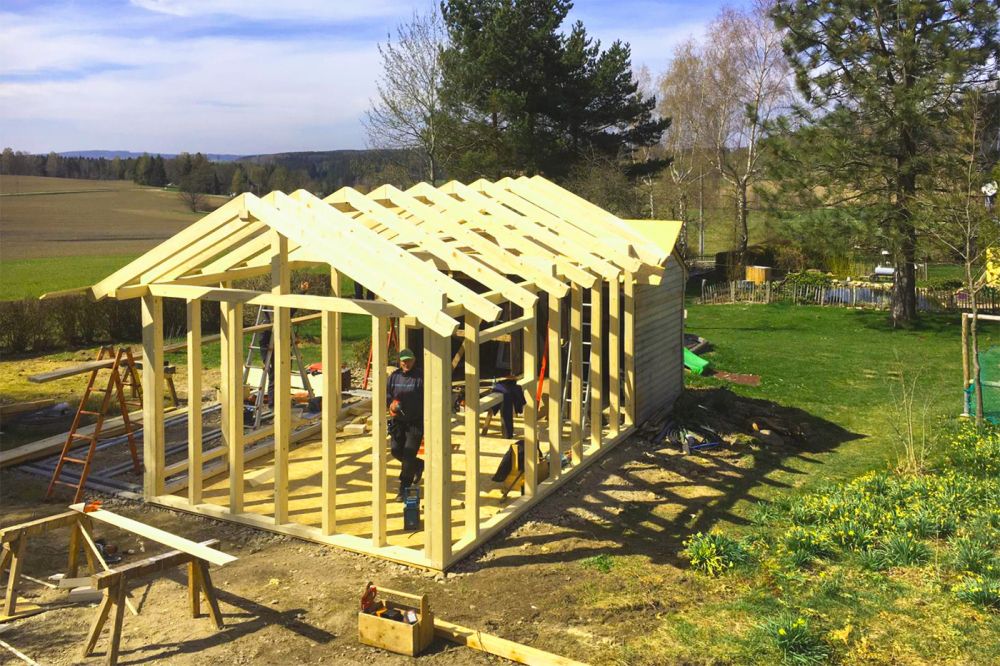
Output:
[{"xmin": 59, "ymin": 150, "xmax": 243, "ymax": 162}]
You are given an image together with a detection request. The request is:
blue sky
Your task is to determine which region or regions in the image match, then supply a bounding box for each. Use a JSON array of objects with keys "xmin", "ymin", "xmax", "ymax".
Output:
[{"xmin": 0, "ymin": 0, "xmax": 747, "ymax": 155}]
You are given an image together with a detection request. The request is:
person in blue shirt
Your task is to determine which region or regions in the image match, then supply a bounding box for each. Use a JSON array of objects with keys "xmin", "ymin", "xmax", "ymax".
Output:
[{"xmin": 386, "ymin": 348, "xmax": 424, "ymax": 501}]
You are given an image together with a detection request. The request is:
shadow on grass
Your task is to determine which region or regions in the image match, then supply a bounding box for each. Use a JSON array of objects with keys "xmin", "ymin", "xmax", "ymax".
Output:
[{"xmin": 468, "ymin": 386, "xmax": 863, "ymax": 571}]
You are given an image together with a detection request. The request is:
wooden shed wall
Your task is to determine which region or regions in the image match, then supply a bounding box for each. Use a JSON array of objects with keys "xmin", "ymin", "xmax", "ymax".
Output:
[{"xmin": 634, "ymin": 258, "xmax": 685, "ymax": 423}]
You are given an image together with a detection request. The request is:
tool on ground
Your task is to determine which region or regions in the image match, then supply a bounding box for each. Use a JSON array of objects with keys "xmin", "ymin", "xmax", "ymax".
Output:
[
  {"xmin": 46, "ymin": 347, "xmax": 143, "ymax": 502},
  {"xmin": 402, "ymin": 486, "xmax": 421, "ymax": 530},
  {"xmin": 358, "ymin": 586, "xmax": 433, "ymax": 656}
]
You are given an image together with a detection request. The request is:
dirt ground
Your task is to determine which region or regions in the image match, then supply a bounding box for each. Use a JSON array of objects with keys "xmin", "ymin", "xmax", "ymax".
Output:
[{"xmin": 0, "ymin": 388, "xmax": 855, "ymax": 665}]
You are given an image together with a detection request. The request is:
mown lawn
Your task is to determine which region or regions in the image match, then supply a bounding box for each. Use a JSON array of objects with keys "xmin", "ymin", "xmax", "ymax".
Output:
[{"xmin": 583, "ymin": 303, "xmax": 1000, "ymax": 665}]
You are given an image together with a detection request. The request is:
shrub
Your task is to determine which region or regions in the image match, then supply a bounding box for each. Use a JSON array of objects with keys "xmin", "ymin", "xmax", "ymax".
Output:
[
  {"xmin": 878, "ymin": 533, "xmax": 932, "ymax": 567},
  {"xmin": 764, "ymin": 616, "xmax": 830, "ymax": 665},
  {"xmin": 953, "ymin": 575, "xmax": 1000, "ymax": 610},
  {"xmin": 682, "ymin": 532, "xmax": 752, "ymax": 576}
]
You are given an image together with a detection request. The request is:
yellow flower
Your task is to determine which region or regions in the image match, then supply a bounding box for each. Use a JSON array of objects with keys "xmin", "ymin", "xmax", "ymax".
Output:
[{"xmin": 779, "ymin": 628, "xmax": 786, "ymax": 636}]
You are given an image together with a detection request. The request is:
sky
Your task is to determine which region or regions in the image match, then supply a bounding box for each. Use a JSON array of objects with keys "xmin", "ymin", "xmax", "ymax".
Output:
[{"xmin": 0, "ymin": 0, "xmax": 749, "ymax": 155}]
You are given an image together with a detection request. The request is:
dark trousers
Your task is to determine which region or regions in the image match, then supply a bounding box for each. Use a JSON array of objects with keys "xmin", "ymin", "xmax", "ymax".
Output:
[{"xmin": 389, "ymin": 419, "xmax": 424, "ymax": 488}]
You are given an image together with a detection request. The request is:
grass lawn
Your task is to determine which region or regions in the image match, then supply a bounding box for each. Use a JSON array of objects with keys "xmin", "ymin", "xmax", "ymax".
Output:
[
  {"xmin": 0, "ymin": 255, "xmax": 139, "ymax": 300},
  {"xmin": 582, "ymin": 303, "xmax": 1000, "ymax": 665}
]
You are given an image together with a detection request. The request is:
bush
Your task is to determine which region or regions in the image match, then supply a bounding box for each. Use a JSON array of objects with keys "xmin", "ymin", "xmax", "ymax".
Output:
[
  {"xmin": 764, "ymin": 616, "xmax": 830, "ymax": 665},
  {"xmin": 682, "ymin": 532, "xmax": 752, "ymax": 576},
  {"xmin": 953, "ymin": 575, "xmax": 1000, "ymax": 611}
]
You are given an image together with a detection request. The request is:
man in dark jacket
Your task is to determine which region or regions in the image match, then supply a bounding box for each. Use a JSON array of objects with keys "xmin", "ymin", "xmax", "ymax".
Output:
[{"xmin": 387, "ymin": 348, "xmax": 424, "ymax": 501}]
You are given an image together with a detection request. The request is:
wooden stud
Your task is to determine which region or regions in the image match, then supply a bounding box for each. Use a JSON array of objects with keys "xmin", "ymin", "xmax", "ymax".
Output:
[
  {"xmin": 81, "ymin": 588, "xmax": 114, "ymax": 659},
  {"xmin": 195, "ymin": 561, "xmax": 225, "ymax": 629},
  {"xmin": 547, "ymin": 291, "xmax": 562, "ymax": 480},
  {"xmin": 222, "ymin": 301, "xmax": 245, "ymax": 513},
  {"xmin": 371, "ymin": 316, "xmax": 388, "ymax": 547},
  {"xmin": 570, "ymin": 285, "xmax": 583, "ymax": 463},
  {"xmin": 321, "ymin": 311, "xmax": 339, "ymax": 535},
  {"xmin": 608, "ymin": 277, "xmax": 621, "ymax": 437},
  {"xmin": 272, "ymin": 232, "xmax": 291, "ymax": 525},
  {"xmin": 523, "ymin": 309, "xmax": 539, "ymax": 496},
  {"xmin": 67, "ymin": 519, "xmax": 81, "ymax": 578},
  {"xmin": 187, "ymin": 561, "xmax": 200, "ymax": 618},
  {"xmin": 590, "ymin": 283, "xmax": 604, "ymax": 448},
  {"xmin": 187, "ymin": 299, "xmax": 203, "ymax": 504},
  {"xmin": 463, "ymin": 314, "xmax": 481, "ymax": 540},
  {"xmin": 423, "ymin": 325, "xmax": 452, "ymax": 568},
  {"xmin": 623, "ymin": 273, "xmax": 636, "ymax": 427},
  {"xmin": 141, "ymin": 294, "xmax": 164, "ymax": 498}
]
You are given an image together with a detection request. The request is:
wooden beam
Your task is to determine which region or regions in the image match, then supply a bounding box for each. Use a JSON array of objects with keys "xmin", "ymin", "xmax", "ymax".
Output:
[
  {"xmin": 141, "ymin": 294, "xmax": 165, "ymax": 498},
  {"xmin": 371, "ymin": 316, "xmax": 388, "ymax": 547},
  {"xmin": 463, "ymin": 314, "xmax": 481, "ymax": 541},
  {"xmin": 479, "ymin": 313, "xmax": 533, "ymax": 344},
  {"xmin": 147, "ymin": 284, "xmax": 404, "ymax": 318},
  {"xmin": 89, "ymin": 540, "xmax": 221, "ymax": 590},
  {"xmin": 222, "ymin": 301, "xmax": 244, "ymax": 513},
  {"xmin": 321, "ymin": 308, "xmax": 339, "ymax": 535},
  {"xmin": 547, "ymin": 291, "xmax": 562, "ymax": 480},
  {"xmin": 272, "ymin": 232, "xmax": 291, "ymax": 525},
  {"xmin": 0, "ymin": 511, "xmax": 80, "ymax": 543},
  {"xmin": 434, "ymin": 618, "xmax": 589, "ymax": 666},
  {"xmin": 69, "ymin": 504, "xmax": 236, "ymax": 566},
  {"xmin": 187, "ymin": 299, "xmax": 203, "ymax": 505},
  {"xmin": 570, "ymin": 285, "xmax": 583, "ymax": 463},
  {"xmin": 523, "ymin": 309, "xmax": 539, "ymax": 497},
  {"xmin": 608, "ymin": 279, "xmax": 621, "ymax": 437},
  {"xmin": 623, "ymin": 273, "xmax": 636, "ymax": 427},
  {"xmin": 589, "ymin": 283, "xmax": 603, "ymax": 449},
  {"xmin": 424, "ymin": 325, "xmax": 452, "ymax": 568}
]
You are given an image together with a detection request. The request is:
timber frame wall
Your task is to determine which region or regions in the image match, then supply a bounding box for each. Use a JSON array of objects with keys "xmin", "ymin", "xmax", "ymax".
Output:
[{"xmin": 89, "ymin": 176, "xmax": 683, "ymax": 571}]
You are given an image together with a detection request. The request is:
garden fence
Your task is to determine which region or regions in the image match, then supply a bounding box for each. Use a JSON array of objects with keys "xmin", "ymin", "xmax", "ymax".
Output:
[{"xmin": 699, "ymin": 280, "xmax": 1000, "ymax": 313}]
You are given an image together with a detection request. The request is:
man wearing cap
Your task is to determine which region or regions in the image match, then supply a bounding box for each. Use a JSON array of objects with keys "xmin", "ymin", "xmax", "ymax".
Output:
[{"xmin": 387, "ymin": 348, "xmax": 425, "ymax": 501}]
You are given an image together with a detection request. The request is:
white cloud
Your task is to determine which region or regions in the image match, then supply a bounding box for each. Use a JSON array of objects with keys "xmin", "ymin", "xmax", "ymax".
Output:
[{"xmin": 128, "ymin": 0, "xmax": 414, "ymax": 21}]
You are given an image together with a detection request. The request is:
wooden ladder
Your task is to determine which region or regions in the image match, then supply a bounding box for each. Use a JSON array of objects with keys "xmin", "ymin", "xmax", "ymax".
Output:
[{"xmin": 46, "ymin": 347, "xmax": 143, "ymax": 502}]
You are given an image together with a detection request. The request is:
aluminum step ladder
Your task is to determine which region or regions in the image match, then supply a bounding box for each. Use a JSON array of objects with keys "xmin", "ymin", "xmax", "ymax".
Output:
[
  {"xmin": 561, "ymin": 291, "xmax": 592, "ymax": 429},
  {"xmin": 242, "ymin": 306, "xmax": 314, "ymax": 429}
]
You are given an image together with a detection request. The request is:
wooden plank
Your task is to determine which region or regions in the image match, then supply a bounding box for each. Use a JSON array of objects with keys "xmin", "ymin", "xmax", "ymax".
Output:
[
  {"xmin": 69, "ymin": 504, "xmax": 235, "ymax": 566},
  {"xmin": 434, "ymin": 618, "xmax": 589, "ymax": 666},
  {"xmin": 0, "ymin": 511, "xmax": 80, "ymax": 543},
  {"xmin": 90, "ymin": 540, "xmax": 219, "ymax": 590},
  {"xmin": 0, "ymin": 399, "xmax": 55, "ymax": 418},
  {"xmin": 371, "ymin": 316, "xmax": 388, "ymax": 547},
  {"xmin": 424, "ymin": 327, "xmax": 452, "ymax": 568},
  {"xmin": 464, "ymin": 314, "xmax": 481, "ymax": 541},
  {"xmin": 623, "ymin": 273, "xmax": 635, "ymax": 427},
  {"xmin": 148, "ymin": 283, "xmax": 405, "ymax": 318},
  {"xmin": 187, "ymin": 299, "xmax": 203, "ymax": 505},
  {"xmin": 222, "ymin": 301, "xmax": 244, "ymax": 513},
  {"xmin": 321, "ymin": 309, "xmax": 339, "ymax": 535},
  {"xmin": 608, "ymin": 278, "xmax": 621, "ymax": 437},
  {"xmin": 570, "ymin": 285, "xmax": 583, "ymax": 463},
  {"xmin": 480, "ymin": 313, "xmax": 533, "ymax": 344},
  {"xmin": 272, "ymin": 232, "xmax": 291, "ymax": 525},
  {"xmin": 547, "ymin": 291, "xmax": 562, "ymax": 480},
  {"xmin": 523, "ymin": 311, "xmax": 539, "ymax": 497},
  {"xmin": 590, "ymin": 283, "xmax": 603, "ymax": 449},
  {"xmin": 142, "ymin": 294, "xmax": 165, "ymax": 498}
]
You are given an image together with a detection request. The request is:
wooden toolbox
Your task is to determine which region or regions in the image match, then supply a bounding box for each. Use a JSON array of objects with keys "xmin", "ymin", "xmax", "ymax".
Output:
[{"xmin": 358, "ymin": 586, "xmax": 434, "ymax": 657}]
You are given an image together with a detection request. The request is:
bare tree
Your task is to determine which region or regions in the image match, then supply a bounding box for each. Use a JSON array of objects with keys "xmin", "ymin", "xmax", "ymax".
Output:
[
  {"xmin": 701, "ymin": 0, "xmax": 792, "ymax": 271},
  {"xmin": 917, "ymin": 88, "xmax": 1000, "ymax": 428},
  {"xmin": 364, "ymin": 8, "xmax": 447, "ymax": 185},
  {"xmin": 658, "ymin": 39, "xmax": 712, "ymax": 259}
]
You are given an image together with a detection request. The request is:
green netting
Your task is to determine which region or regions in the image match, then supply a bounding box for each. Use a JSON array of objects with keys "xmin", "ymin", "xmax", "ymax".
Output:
[{"xmin": 966, "ymin": 346, "xmax": 1000, "ymax": 423}]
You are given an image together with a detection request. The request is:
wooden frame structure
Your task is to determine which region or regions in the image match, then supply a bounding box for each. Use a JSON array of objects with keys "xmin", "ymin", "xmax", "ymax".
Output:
[{"xmin": 88, "ymin": 176, "xmax": 685, "ymax": 571}]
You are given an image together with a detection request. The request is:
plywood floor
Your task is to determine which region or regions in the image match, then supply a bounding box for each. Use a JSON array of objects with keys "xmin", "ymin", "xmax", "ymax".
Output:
[{"xmin": 183, "ymin": 412, "xmax": 585, "ymax": 550}]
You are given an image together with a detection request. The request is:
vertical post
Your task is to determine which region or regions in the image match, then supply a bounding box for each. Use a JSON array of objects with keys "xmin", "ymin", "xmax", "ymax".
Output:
[
  {"xmin": 321, "ymin": 311, "xmax": 339, "ymax": 535},
  {"xmin": 547, "ymin": 291, "xmax": 562, "ymax": 479},
  {"xmin": 463, "ymin": 314, "xmax": 481, "ymax": 540},
  {"xmin": 271, "ymin": 233, "xmax": 290, "ymax": 525},
  {"xmin": 186, "ymin": 299, "xmax": 203, "ymax": 504},
  {"xmin": 570, "ymin": 285, "xmax": 584, "ymax": 463},
  {"xmin": 608, "ymin": 276, "xmax": 621, "ymax": 437},
  {"xmin": 222, "ymin": 301, "xmax": 244, "ymax": 513},
  {"xmin": 141, "ymin": 294, "xmax": 164, "ymax": 499},
  {"xmin": 623, "ymin": 273, "xmax": 636, "ymax": 427},
  {"xmin": 523, "ymin": 307, "xmax": 539, "ymax": 496},
  {"xmin": 590, "ymin": 281, "xmax": 604, "ymax": 448},
  {"xmin": 423, "ymin": 328, "xmax": 452, "ymax": 568},
  {"xmin": 371, "ymin": 316, "xmax": 388, "ymax": 547}
]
